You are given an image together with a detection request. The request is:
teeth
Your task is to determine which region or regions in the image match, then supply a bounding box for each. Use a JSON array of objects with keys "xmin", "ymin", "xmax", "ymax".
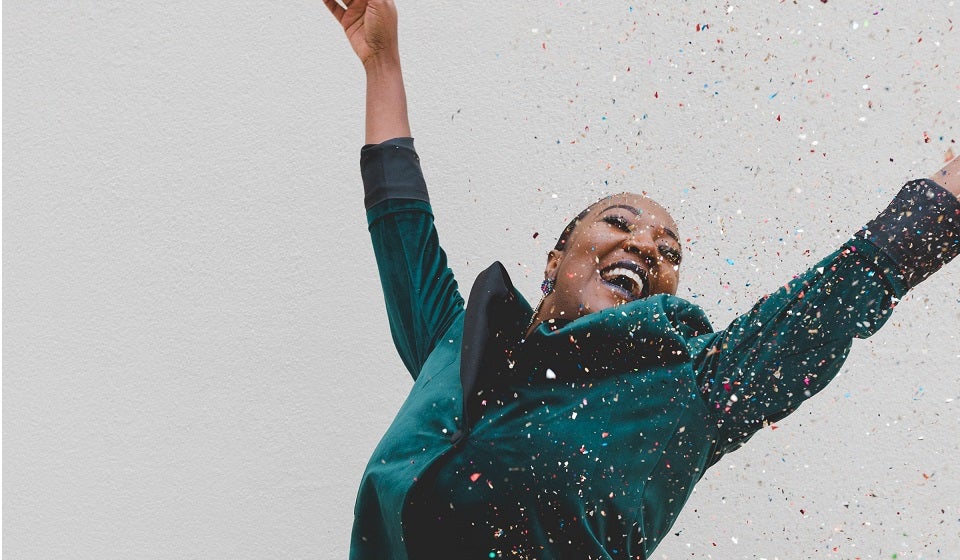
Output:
[
  {"xmin": 610, "ymin": 268, "xmax": 643, "ymax": 288},
  {"xmin": 603, "ymin": 267, "xmax": 645, "ymax": 295}
]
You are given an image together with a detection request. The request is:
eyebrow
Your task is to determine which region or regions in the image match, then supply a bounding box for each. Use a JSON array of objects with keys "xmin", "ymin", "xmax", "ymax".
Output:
[
  {"xmin": 600, "ymin": 204, "xmax": 641, "ymax": 216},
  {"xmin": 599, "ymin": 204, "xmax": 681, "ymax": 244}
]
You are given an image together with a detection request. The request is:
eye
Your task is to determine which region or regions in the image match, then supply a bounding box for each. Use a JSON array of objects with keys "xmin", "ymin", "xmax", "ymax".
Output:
[
  {"xmin": 659, "ymin": 245, "xmax": 682, "ymax": 264},
  {"xmin": 602, "ymin": 215, "xmax": 631, "ymax": 232}
]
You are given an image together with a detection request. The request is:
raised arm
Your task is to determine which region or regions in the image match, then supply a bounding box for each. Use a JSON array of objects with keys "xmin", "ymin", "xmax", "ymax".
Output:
[
  {"xmin": 324, "ymin": 0, "xmax": 410, "ymax": 144},
  {"xmin": 325, "ymin": 0, "xmax": 464, "ymax": 379},
  {"xmin": 691, "ymin": 157, "xmax": 960, "ymax": 458}
]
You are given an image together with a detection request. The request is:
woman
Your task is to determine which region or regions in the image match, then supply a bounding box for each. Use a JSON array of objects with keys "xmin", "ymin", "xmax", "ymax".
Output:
[{"xmin": 324, "ymin": 0, "xmax": 960, "ymax": 558}]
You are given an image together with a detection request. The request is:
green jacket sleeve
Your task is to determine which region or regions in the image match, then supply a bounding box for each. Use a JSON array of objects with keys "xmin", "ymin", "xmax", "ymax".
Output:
[
  {"xmin": 689, "ymin": 178, "xmax": 960, "ymax": 457},
  {"xmin": 361, "ymin": 138, "xmax": 465, "ymax": 380}
]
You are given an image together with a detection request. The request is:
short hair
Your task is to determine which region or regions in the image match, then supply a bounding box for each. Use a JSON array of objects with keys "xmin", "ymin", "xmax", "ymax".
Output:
[
  {"xmin": 553, "ymin": 192, "xmax": 669, "ymax": 252},
  {"xmin": 552, "ymin": 204, "xmax": 596, "ymax": 251}
]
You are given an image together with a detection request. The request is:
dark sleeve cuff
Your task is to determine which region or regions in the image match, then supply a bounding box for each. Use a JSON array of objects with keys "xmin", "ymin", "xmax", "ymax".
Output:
[
  {"xmin": 854, "ymin": 178, "xmax": 960, "ymax": 291},
  {"xmin": 360, "ymin": 137, "xmax": 430, "ymax": 210}
]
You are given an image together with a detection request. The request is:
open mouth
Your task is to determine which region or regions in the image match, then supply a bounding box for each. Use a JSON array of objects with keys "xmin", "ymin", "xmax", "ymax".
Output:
[{"xmin": 599, "ymin": 260, "xmax": 648, "ymax": 300}]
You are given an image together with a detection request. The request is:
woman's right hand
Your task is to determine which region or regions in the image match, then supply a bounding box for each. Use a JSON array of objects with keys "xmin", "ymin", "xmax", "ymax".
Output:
[{"xmin": 324, "ymin": 0, "xmax": 400, "ymax": 69}]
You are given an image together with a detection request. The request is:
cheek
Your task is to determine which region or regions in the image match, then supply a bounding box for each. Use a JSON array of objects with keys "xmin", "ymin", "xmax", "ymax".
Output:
[
  {"xmin": 653, "ymin": 263, "xmax": 681, "ymax": 289},
  {"xmin": 558, "ymin": 253, "xmax": 602, "ymax": 277},
  {"xmin": 666, "ymin": 265, "xmax": 681, "ymax": 290}
]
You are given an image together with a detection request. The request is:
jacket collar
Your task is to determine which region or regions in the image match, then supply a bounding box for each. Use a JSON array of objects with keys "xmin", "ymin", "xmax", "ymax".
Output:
[
  {"xmin": 452, "ymin": 261, "xmax": 713, "ymax": 444},
  {"xmin": 456, "ymin": 261, "xmax": 532, "ymax": 439}
]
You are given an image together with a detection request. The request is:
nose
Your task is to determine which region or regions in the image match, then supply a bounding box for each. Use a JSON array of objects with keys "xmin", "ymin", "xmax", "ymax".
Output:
[{"xmin": 621, "ymin": 231, "xmax": 660, "ymax": 266}]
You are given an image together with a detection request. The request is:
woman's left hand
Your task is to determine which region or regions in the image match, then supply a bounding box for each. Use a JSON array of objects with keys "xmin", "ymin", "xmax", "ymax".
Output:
[{"xmin": 932, "ymin": 156, "xmax": 960, "ymax": 199}]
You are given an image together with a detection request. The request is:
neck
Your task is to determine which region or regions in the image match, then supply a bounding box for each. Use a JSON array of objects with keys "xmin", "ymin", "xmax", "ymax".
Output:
[{"xmin": 524, "ymin": 300, "xmax": 544, "ymax": 339}]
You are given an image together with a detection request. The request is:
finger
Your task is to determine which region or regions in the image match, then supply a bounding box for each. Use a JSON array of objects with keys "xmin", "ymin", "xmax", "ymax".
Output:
[{"xmin": 322, "ymin": 0, "xmax": 346, "ymax": 21}]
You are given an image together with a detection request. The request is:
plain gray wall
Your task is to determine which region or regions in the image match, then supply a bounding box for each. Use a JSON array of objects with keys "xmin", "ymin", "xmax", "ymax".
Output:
[{"xmin": 4, "ymin": 1, "xmax": 959, "ymax": 558}]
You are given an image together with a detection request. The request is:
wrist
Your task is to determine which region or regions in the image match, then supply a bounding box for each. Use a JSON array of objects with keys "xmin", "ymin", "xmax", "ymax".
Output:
[{"xmin": 362, "ymin": 51, "xmax": 402, "ymax": 76}]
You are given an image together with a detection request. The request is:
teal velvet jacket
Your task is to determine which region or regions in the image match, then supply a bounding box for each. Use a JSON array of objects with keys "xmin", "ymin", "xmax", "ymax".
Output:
[{"xmin": 350, "ymin": 138, "xmax": 960, "ymax": 560}]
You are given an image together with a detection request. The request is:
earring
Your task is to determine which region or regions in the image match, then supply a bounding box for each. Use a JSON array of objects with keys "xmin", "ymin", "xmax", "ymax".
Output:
[{"xmin": 541, "ymin": 278, "xmax": 556, "ymax": 295}]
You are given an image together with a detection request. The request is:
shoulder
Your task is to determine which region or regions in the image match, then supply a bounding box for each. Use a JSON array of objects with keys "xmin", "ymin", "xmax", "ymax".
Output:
[{"xmin": 643, "ymin": 294, "xmax": 714, "ymax": 339}]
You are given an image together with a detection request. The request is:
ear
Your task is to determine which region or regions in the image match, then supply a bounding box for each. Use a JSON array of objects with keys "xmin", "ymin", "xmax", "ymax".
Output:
[{"xmin": 544, "ymin": 249, "xmax": 561, "ymax": 281}]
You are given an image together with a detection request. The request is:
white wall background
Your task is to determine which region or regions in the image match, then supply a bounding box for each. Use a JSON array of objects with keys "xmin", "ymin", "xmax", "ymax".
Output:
[{"xmin": 4, "ymin": 1, "xmax": 959, "ymax": 558}]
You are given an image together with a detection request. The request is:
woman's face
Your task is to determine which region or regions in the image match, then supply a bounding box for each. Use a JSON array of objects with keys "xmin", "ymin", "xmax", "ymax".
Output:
[{"xmin": 536, "ymin": 193, "xmax": 682, "ymax": 328}]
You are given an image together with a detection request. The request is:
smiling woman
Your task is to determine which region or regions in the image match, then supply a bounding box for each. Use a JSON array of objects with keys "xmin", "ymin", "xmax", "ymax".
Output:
[
  {"xmin": 533, "ymin": 194, "xmax": 683, "ymax": 333},
  {"xmin": 324, "ymin": 1, "xmax": 960, "ymax": 559}
]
